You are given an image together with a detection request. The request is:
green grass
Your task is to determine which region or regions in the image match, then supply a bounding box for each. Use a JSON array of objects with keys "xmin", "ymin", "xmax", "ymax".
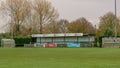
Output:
[{"xmin": 0, "ymin": 48, "xmax": 120, "ymax": 68}]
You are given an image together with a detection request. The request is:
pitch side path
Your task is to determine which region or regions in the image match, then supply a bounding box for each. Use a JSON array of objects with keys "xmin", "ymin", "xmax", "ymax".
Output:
[{"xmin": 0, "ymin": 48, "xmax": 120, "ymax": 68}]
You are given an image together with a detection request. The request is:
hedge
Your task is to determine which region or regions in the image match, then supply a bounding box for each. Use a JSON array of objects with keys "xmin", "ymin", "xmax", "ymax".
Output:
[
  {"xmin": 99, "ymin": 36, "xmax": 102, "ymax": 48},
  {"xmin": 14, "ymin": 37, "xmax": 31, "ymax": 45},
  {"xmin": 0, "ymin": 38, "xmax": 2, "ymax": 47}
]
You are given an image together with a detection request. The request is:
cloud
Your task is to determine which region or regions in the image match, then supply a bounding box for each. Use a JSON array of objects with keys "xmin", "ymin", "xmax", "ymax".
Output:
[{"xmin": 48, "ymin": 0, "xmax": 120, "ymax": 26}]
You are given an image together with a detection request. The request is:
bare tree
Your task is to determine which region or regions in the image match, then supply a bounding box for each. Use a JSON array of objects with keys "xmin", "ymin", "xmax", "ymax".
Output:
[
  {"xmin": 57, "ymin": 19, "xmax": 69, "ymax": 33},
  {"xmin": 1, "ymin": 0, "xmax": 31, "ymax": 36},
  {"xmin": 43, "ymin": 20, "xmax": 59, "ymax": 34},
  {"xmin": 43, "ymin": 19, "xmax": 69, "ymax": 34},
  {"xmin": 33, "ymin": 0, "xmax": 59, "ymax": 34}
]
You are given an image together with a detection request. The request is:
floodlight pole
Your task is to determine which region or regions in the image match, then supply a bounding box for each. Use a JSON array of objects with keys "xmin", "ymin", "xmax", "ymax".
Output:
[
  {"xmin": 114, "ymin": 0, "xmax": 117, "ymax": 38},
  {"xmin": 11, "ymin": 0, "xmax": 13, "ymax": 39}
]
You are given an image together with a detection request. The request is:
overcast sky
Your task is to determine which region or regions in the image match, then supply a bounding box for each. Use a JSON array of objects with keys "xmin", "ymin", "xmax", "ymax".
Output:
[
  {"xmin": 0, "ymin": 0, "xmax": 120, "ymax": 32},
  {"xmin": 48, "ymin": 0, "xmax": 120, "ymax": 26}
]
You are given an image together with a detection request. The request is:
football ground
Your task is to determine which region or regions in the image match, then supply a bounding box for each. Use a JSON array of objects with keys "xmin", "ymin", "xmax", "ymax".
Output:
[{"xmin": 0, "ymin": 48, "xmax": 120, "ymax": 68}]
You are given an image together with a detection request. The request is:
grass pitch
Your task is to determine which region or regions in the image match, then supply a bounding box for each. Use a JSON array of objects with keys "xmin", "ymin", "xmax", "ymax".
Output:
[{"xmin": 0, "ymin": 48, "xmax": 120, "ymax": 68}]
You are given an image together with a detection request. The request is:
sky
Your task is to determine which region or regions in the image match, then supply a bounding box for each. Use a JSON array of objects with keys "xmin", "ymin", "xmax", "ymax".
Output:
[
  {"xmin": 0, "ymin": 0, "xmax": 120, "ymax": 32},
  {"xmin": 48, "ymin": 0, "xmax": 120, "ymax": 26}
]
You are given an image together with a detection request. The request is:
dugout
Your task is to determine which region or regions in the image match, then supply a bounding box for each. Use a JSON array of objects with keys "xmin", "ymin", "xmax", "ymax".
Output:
[
  {"xmin": 100, "ymin": 36, "xmax": 120, "ymax": 48},
  {"xmin": 31, "ymin": 33, "xmax": 95, "ymax": 47},
  {"xmin": 1, "ymin": 39, "xmax": 15, "ymax": 48}
]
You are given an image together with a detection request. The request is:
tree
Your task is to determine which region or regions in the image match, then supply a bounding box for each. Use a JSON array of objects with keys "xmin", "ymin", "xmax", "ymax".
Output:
[
  {"xmin": 43, "ymin": 20, "xmax": 59, "ymax": 34},
  {"xmin": 43, "ymin": 19, "xmax": 69, "ymax": 34},
  {"xmin": 33, "ymin": 0, "xmax": 59, "ymax": 34},
  {"xmin": 97, "ymin": 12, "xmax": 120, "ymax": 36},
  {"xmin": 0, "ymin": 0, "xmax": 31, "ymax": 36},
  {"xmin": 0, "ymin": 0, "xmax": 59, "ymax": 36},
  {"xmin": 68, "ymin": 17, "xmax": 95, "ymax": 34},
  {"xmin": 57, "ymin": 19, "xmax": 69, "ymax": 33}
]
